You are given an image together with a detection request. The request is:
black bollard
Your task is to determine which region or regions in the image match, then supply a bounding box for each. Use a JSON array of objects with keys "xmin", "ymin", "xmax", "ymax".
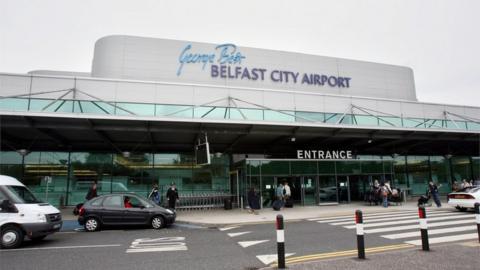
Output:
[
  {"xmin": 418, "ymin": 206, "xmax": 429, "ymax": 251},
  {"xmin": 276, "ymin": 214, "xmax": 286, "ymax": 269},
  {"xmin": 475, "ymin": 203, "xmax": 480, "ymax": 243},
  {"xmin": 355, "ymin": 210, "xmax": 366, "ymax": 259}
]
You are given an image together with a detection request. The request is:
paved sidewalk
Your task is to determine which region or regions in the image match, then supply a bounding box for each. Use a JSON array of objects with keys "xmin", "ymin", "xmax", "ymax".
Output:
[
  {"xmin": 261, "ymin": 241, "xmax": 480, "ymax": 270},
  {"xmin": 60, "ymin": 201, "xmax": 445, "ymax": 225},
  {"xmin": 174, "ymin": 202, "xmax": 429, "ymax": 225}
]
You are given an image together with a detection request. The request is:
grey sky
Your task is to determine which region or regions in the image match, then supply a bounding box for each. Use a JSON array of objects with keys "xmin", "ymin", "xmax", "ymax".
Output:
[{"xmin": 0, "ymin": 0, "xmax": 479, "ymax": 106}]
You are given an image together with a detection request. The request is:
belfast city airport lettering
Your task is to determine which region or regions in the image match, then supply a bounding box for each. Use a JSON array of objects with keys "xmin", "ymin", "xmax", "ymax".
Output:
[
  {"xmin": 177, "ymin": 43, "xmax": 351, "ymax": 88},
  {"xmin": 297, "ymin": 150, "xmax": 353, "ymax": 159}
]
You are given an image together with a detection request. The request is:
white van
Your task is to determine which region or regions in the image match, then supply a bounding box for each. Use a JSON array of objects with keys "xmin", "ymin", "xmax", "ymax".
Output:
[{"xmin": 0, "ymin": 175, "xmax": 62, "ymax": 249}]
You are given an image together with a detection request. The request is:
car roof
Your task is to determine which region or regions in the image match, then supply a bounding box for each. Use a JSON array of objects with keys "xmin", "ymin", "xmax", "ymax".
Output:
[{"xmin": 0, "ymin": 175, "xmax": 25, "ymax": 187}]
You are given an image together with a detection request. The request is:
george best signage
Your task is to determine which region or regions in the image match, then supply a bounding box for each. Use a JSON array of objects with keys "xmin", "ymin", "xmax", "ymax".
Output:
[
  {"xmin": 297, "ymin": 150, "xmax": 353, "ymax": 160},
  {"xmin": 177, "ymin": 43, "xmax": 351, "ymax": 88}
]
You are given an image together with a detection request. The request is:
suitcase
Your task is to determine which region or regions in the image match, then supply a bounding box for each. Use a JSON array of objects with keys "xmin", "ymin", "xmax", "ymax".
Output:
[
  {"xmin": 272, "ymin": 200, "xmax": 282, "ymax": 211},
  {"xmin": 284, "ymin": 198, "xmax": 293, "ymax": 208}
]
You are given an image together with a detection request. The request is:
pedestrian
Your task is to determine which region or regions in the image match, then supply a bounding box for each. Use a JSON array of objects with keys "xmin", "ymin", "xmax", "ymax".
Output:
[
  {"xmin": 148, "ymin": 183, "xmax": 160, "ymax": 205},
  {"xmin": 247, "ymin": 187, "xmax": 260, "ymax": 215},
  {"xmin": 452, "ymin": 181, "xmax": 459, "ymax": 192},
  {"xmin": 283, "ymin": 181, "xmax": 293, "ymax": 207},
  {"xmin": 461, "ymin": 179, "xmax": 471, "ymax": 189},
  {"xmin": 380, "ymin": 182, "xmax": 389, "ymax": 208},
  {"xmin": 428, "ymin": 180, "xmax": 442, "ymax": 207},
  {"xmin": 273, "ymin": 183, "xmax": 285, "ymax": 210},
  {"xmin": 85, "ymin": 181, "xmax": 98, "ymax": 201},
  {"xmin": 166, "ymin": 182, "xmax": 179, "ymax": 209}
]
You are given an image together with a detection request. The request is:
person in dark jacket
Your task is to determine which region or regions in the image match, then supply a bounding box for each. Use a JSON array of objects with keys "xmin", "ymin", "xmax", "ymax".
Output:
[
  {"xmin": 148, "ymin": 183, "xmax": 160, "ymax": 205},
  {"xmin": 85, "ymin": 181, "xmax": 98, "ymax": 201},
  {"xmin": 428, "ymin": 181, "xmax": 442, "ymax": 207},
  {"xmin": 247, "ymin": 187, "xmax": 260, "ymax": 214},
  {"xmin": 166, "ymin": 182, "xmax": 179, "ymax": 209}
]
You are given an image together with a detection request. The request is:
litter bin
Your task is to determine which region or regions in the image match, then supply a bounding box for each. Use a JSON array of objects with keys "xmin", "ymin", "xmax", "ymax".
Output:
[{"xmin": 224, "ymin": 197, "xmax": 232, "ymax": 210}]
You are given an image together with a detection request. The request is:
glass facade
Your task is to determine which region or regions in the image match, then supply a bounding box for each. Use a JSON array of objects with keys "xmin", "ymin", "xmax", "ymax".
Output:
[
  {"xmin": 1, "ymin": 97, "xmax": 479, "ymax": 131},
  {"xmin": 236, "ymin": 155, "xmax": 480, "ymax": 206},
  {"xmin": 1, "ymin": 151, "xmax": 479, "ymax": 207},
  {"xmin": 0, "ymin": 151, "xmax": 230, "ymax": 207}
]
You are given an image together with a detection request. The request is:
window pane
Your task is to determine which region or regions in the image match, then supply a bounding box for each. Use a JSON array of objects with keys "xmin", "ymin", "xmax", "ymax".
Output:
[
  {"xmin": 430, "ymin": 156, "xmax": 451, "ymax": 193},
  {"xmin": 75, "ymin": 101, "xmax": 114, "ymax": 114},
  {"xmin": 115, "ymin": 103, "xmax": 155, "ymax": 116},
  {"xmin": 29, "ymin": 99, "xmax": 73, "ymax": 113},
  {"xmin": 378, "ymin": 116, "xmax": 402, "ymax": 127},
  {"xmin": 467, "ymin": 122, "xmax": 480, "ymax": 130},
  {"xmin": 264, "ymin": 110, "xmax": 295, "ymax": 122},
  {"xmin": 406, "ymin": 156, "xmax": 430, "ymax": 195},
  {"xmin": 403, "ymin": 118, "xmax": 426, "ymax": 128},
  {"xmin": 229, "ymin": 108, "xmax": 264, "ymax": 121},
  {"xmin": 156, "ymin": 104, "xmax": 193, "ymax": 118},
  {"xmin": 0, "ymin": 98, "xmax": 28, "ymax": 111},
  {"xmin": 336, "ymin": 161, "xmax": 361, "ymax": 174},
  {"xmin": 194, "ymin": 106, "xmax": 227, "ymax": 119},
  {"xmin": 451, "ymin": 156, "xmax": 471, "ymax": 181},
  {"xmin": 295, "ymin": 112, "xmax": 324, "ymax": 122},
  {"xmin": 353, "ymin": 115, "xmax": 378, "ymax": 126},
  {"xmin": 325, "ymin": 113, "xmax": 341, "ymax": 124},
  {"xmin": 318, "ymin": 161, "xmax": 336, "ymax": 174},
  {"xmin": 291, "ymin": 161, "xmax": 317, "ymax": 174},
  {"xmin": 261, "ymin": 160, "xmax": 289, "ymax": 175}
]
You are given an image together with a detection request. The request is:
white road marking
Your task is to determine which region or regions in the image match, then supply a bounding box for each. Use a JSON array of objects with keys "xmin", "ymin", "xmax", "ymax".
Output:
[
  {"xmin": 381, "ymin": 225, "xmax": 477, "ymax": 239},
  {"xmin": 126, "ymin": 237, "xmax": 187, "ymax": 253},
  {"xmin": 308, "ymin": 210, "xmax": 419, "ymax": 222},
  {"xmin": 312, "ymin": 209, "xmax": 446, "ymax": 223},
  {"xmin": 343, "ymin": 214, "xmax": 471, "ymax": 229},
  {"xmin": 0, "ymin": 244, "xmax": 121, "ymax": 252},
  {"xmin": 238, "ymin": 240, "xmax": 269, "ymax": 248},
  {"xmin": 227, "ymin": 231, "xmax": 251, "ymax": 238},
  {"xmin": 256, "ymin": 253, "xmax": 295, "ymax": 265},
  {"xmin": 405, "ymin": 233, "xmax": 478, "ymax": 245},
  {"xmin": 364, "ymin": 219, "xmax": 474, "ymax": 234},
  {"xmin": 330, "ymin": 211, "xmax": 458, "ymax": 225},
  {"xmin": 219, "ymin": 226, "xmax": 240, "ymax": 231}
]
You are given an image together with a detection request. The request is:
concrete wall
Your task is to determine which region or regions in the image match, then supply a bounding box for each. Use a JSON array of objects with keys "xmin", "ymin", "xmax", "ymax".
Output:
[{"xmin": 91, "ymin": 35, "xmax": 417, "ymax": 101}]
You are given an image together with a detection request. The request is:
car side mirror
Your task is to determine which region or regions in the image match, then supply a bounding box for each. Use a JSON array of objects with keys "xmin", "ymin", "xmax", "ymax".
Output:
[{"xmin": 0, "ymin": 200, "xmax": 18, "ymax": 213}]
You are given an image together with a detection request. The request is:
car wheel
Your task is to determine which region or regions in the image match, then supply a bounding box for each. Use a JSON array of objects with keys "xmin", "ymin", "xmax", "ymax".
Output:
[
  {"xmin": 1, "ymin": 225, "xmax": 24, "ymax": 249},
  {"xmin": 455, "ymin": 206, "xmax": 467, "ymax": 212},
  {"xmin": 151, "ymin": 216, "xmax": 165, "ymax": 229},
  {"xmin": 84, "ymin": 217, "xmax": 100, "ymax": 232}
]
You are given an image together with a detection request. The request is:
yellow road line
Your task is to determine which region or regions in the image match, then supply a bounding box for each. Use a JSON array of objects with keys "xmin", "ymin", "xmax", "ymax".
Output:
[{"xmin": 271, "ymin": 243, "xmax": 413, "ymax": 266}]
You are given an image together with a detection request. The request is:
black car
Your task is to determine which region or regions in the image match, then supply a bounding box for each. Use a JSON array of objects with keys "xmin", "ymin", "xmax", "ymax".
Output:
[{"xmin": 78, "ymin": 193, "xmax": 175, "ymax": 232}]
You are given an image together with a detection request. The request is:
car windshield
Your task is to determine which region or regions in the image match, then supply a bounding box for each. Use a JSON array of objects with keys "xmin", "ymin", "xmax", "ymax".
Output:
[{"xmin": 4, "ymin": 185, "xmax": 42, "ymax": 204}]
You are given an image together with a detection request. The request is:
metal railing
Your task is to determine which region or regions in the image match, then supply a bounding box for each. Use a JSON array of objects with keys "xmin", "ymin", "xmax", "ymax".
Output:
[{"xmin": 170, "ymin": 192, "xmax": 233, "ymax": 211}]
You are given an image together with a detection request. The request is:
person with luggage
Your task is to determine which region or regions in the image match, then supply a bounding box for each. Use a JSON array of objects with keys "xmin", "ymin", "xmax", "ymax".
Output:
[
  {"xmin": 273, "ymin": 183, "xmax": 284, "ymax": 211},
  {"xmin": 428, "ymin": 181, "xmax": 442, "ymax": 207},
  {"xmin": 380, "ymin": 182, "xmax": 390, "ymax": 208},
  {"xmin": 166, "ymin": 182, "xmax": 179, "ymax": 209},
  {"xmin": 247, "ymin": 187, "xmax": 260, "ymax": 215},
  {"xmin": 283, "ymin": 181, "xmax": 293, "ymax": 208},
  {"xmin": 148, "ymin": 183, "xmax": 160, "ymax": 205}
]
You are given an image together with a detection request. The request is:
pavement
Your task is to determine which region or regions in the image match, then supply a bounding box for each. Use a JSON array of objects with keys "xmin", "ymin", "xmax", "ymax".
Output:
[
  {"xmin": 261, "ymin": 241, "xmax": 480, "ymax": 270},
  {"xmin": 60, "ymin": 201, "xmax": 427, "ymax": 225}
]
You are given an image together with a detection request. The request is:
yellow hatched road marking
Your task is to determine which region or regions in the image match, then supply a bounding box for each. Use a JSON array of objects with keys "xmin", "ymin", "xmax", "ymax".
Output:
[{"xmin": 271, "ymin": 243, "xmax": 413, "ymax": 266}]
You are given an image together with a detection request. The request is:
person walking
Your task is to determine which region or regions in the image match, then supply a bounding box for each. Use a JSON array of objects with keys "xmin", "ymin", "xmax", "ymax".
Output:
[
  {"xmin": 166, "ymin": 182, "xmax": 179, "ymax": 209},
  {"xmin": 429, "ymin": 181, "xmax": 442, "ymax": 207},
  {"xmin": 273, "ymin": 183, "xmax": 284, "ymax": 210},
  {"xmin": 283, "ymin": 181, "xmax": 293, "ymax": 208},
  {"xmin": 148, "ymin": 183, "xmax": 160, "ymax": 205},
  {"xmin": 247, "ymin": 187, "xmax": 260, "ymax": 214},
  {"xmin": 380, "ymin": 182, "xmax": 389, "ymax": 208},
  {"xmin": 85, "ymin": 181, "xmax": 98, "ymax": 201}
]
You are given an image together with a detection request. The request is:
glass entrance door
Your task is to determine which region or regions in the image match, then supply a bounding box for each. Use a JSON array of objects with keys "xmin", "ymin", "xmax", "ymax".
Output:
[
  {"xmin": 337, "ymin": 176, "xmax": 350, "ymax": 203},
  {"xmin": 302, "ymin": 176, "xmax": 317, "ymax": 205},
  {"xmin": 318, "ymin": 175, "xmax": 338, "ymax": 204}
]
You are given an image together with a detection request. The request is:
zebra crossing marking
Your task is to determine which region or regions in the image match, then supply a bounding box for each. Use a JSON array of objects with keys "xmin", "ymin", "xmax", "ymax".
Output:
[
  {"xmin": 311, "ymin": 209, "xmax": 446, "ymax": 223},
  {"xmin": 364, "ymin": 219, "xmax": 474, "ymax": 234},
  {"xmin": 330, "ymin": 211, "xmax": 458, "ymax": 225},
  {"xmin": 126, "ymin": 237, "xmax": 187, "ymax": 253},
  {"xmin": 405, "ymin": 233, "xmax": 478, "ymax": 246},
  {"xmin": 381, "ymin": 225, "xmax": 477, "ymax": 239},
  {"xmin": 343, "ymin": 214, "xmax": 470, "ymax": 229}
]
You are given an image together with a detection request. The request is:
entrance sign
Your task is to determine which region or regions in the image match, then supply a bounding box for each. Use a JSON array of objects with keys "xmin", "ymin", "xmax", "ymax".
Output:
[{"xmin": 297, "ymin": 150, "xmax": 353, "ymax": 160}]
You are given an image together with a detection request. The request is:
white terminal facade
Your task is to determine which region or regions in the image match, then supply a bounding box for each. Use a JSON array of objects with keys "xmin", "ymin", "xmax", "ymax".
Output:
[{"xmin": 0, "ymin": 35, "xmax": 478, "ymax": 207}]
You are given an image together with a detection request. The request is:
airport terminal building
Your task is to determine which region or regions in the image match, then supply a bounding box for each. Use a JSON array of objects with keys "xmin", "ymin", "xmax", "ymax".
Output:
[{"xmin": 0, "ymin": 35, "xmax": 479, "ymax": 207}]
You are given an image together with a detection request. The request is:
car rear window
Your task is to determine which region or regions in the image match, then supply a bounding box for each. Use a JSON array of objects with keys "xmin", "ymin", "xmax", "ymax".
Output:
[
  {"xmin": 90, "ymin": 197, "xmax": 104, "ymax": 206},
  {"xmin": 102, "ymin": 196, "xmax": 122, "ymax": 208}
]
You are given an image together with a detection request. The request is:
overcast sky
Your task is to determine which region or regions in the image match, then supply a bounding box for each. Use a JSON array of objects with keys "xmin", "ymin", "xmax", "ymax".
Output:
[{"xmin": 0, "ymin": 0, "xmax": 479, "ymax": 106}]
